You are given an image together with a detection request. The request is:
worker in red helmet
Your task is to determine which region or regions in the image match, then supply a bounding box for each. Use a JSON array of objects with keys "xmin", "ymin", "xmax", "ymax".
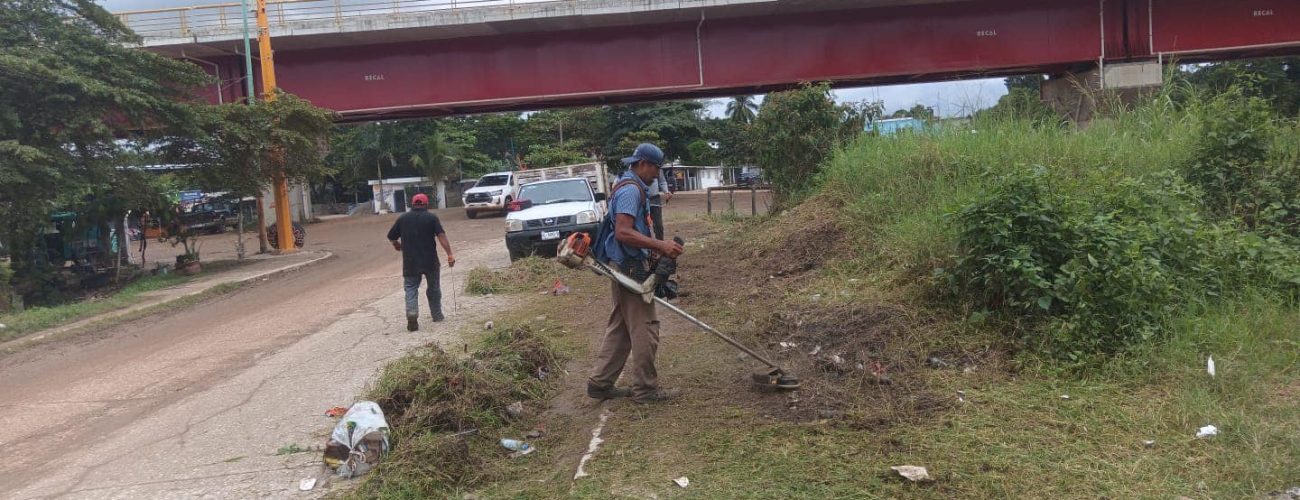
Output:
[{"xmin": 387, "ymin": 193, "xmax": 456, "ymax": 331}]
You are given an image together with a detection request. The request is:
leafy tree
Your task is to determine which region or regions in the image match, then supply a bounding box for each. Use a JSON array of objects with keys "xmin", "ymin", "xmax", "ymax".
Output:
[
  {"xmin": 725, "ymin": 95, "xmax": 758, "ymax": 124},
  {"xmin": 686, "ymin": 139, "xmax": 719, "ymax": 166},
  {"xmin": 1181, "ymin": 58, "xmax": 1300, "ymax": 117},
  {"xmin": 750, "ymin": 83, "xmax": 858, "ymax": 208},
  {"xmin": 174, "ymin": 92, "xmax": 335, "ymax": 256},
  {"xmin": 604, "ymin": 101, "xmax": 704, "ymax": 163},
  {"xmin": 523, "ymin": 145, "xmax": 588, "ymax": 169},
  {"xmin": 1, "ymin": 0, "xmax": 209, "ymax": 303}
]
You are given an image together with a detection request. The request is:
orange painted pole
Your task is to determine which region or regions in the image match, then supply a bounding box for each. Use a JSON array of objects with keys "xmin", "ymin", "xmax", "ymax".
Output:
[{"xmin": 256, "ymin": 0, "xmax": 296, "ymax": 252}]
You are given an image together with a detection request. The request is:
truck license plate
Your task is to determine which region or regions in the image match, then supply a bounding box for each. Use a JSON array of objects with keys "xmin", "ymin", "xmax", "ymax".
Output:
[{"xmin": 541, "ymin": 231, "xmax": 560, "ymax": 241}]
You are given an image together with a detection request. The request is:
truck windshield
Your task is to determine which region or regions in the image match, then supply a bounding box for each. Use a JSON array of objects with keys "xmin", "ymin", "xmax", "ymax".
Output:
[
  {"xmin": 517, "ymin": 180, "xmax": 592, "ymax": 205},
  {"xmin": 475, "ymin": 174, "xmax": 510, "ymax": 187}
]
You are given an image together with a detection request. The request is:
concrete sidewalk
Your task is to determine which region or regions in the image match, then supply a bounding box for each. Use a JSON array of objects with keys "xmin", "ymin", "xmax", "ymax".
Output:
[{"xmin": 0, "ymin": 250, "xmax": 334, "ymax": 353}]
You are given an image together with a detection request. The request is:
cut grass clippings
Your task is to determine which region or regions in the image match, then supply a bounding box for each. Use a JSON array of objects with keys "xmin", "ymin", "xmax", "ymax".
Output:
[
  {"xmin": 464, "ymin": 257, "xmax": 566, "ymax": 296},
  {"xmin": 348, "ymin": 321, "xmax": 567, "ymax": 498}
]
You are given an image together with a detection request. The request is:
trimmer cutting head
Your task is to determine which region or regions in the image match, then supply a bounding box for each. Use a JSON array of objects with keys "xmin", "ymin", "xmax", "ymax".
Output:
[{"xmin": 751, "ymin": 368, "xmax": 801, "ymax": 391}]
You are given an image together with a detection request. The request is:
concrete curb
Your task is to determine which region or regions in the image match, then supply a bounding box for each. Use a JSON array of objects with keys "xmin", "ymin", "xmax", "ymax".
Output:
[{"xmin": 1, "ymin": 251, "xmax": 335, "ymax": 353}]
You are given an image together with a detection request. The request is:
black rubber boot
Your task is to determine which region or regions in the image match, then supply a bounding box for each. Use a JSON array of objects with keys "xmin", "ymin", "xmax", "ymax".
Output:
[{"xmin": 406, "ymin": 317, "xmax": 419, "ymax": 332}]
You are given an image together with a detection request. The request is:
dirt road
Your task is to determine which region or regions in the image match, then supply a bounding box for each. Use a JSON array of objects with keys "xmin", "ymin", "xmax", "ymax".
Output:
[{"xmin": 0, "ymin": 208, "xmax": 512, "ymax": 499}]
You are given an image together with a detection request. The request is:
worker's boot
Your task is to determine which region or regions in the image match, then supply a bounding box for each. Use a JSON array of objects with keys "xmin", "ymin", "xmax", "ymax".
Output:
[
  {"xmin": 431, "ymin": 311, "xmax": 445, "ymax": 322},
  {"xmin": 586, "ymin": 382, "xmax": 632, "ymax": 400},
  {"xmin": 633, "ymin": 388, "xmax": 682, "ymax": 404},
  {"xmin": 406, "ymin": 316, "xmax": 418, "ymax": 332}
]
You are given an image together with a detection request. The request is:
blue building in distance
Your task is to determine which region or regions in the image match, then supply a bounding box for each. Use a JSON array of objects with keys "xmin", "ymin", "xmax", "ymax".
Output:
[{"xmin": 866, "ymin": 117, "xmax": 930, "ymax": 136}]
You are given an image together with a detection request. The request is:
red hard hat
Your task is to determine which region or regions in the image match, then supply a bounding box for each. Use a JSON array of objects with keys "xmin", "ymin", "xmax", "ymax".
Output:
[{"xmin": 411, "ymin": 193, "xmax": 429, "ymax": 206}]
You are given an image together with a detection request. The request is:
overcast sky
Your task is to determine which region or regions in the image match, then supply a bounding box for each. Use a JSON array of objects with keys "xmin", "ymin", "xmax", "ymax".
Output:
[{"xmin": 101, "ymin": 0, "xmax": 1009, "ymax": 116}]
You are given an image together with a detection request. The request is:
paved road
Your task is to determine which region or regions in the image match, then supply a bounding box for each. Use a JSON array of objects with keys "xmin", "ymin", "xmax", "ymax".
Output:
[
  {"xmin": 0, "ymin": 208, "xmax": 512, "ymax": 499},
  {"xmin": 0, "ymin": 191, "xmax": 737, "ymax": 499}
]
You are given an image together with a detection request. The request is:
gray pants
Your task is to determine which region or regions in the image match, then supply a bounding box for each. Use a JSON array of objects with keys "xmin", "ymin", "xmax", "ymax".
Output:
[
  {"xmin": 650, "ymin": 204, "xmax": 665, "ymax": 240},
  {"xmin": 403, "ymin": 269, "xmax": 442, "ymax": 319}
]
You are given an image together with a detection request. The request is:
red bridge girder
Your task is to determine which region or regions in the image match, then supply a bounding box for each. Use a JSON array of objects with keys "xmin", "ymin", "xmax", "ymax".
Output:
[{"xmin": 187, "ymin": 0, "xmax": 1300, "ymax": 120}]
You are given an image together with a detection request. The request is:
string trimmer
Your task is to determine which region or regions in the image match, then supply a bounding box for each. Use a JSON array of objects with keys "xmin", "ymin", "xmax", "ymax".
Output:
[{"xmin": 557, "ymin": 233, "xmax": 800, "ymax": 391}]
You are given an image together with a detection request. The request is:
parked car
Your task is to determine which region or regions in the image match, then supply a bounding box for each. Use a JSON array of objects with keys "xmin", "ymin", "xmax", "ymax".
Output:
[
  {"xmin": 462, "ymin": 171, "xmax": 515, "ymax": 219},
  {"xmin": 183, "ymin": 201, "xmax": 237, "ymax": 234},
  {"xmin": 504, "ymin": 164, "xmax": 609, "ymax": 261},
  {"xmin": 737, "ymin": 171, "xmax": 762, "ymax": 186}
]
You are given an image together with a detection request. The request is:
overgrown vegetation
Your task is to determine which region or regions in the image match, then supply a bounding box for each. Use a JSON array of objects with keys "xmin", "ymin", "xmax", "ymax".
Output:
[
  {"xmin": 463, "ymin": 257, "xmax": 565, "ymax": 295},
  {"xmin": 351, "ymin": 323, "xmax": 564, "ymax": 498},
  {"xmin": 813, "ymin": 86, "xmax": 1300, "ymax": 367}
]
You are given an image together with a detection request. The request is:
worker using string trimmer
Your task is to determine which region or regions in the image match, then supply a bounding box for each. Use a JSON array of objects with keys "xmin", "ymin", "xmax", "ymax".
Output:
[{"xmin": 587, "ymin": 143, "xmax": 685, "ymax": 403}]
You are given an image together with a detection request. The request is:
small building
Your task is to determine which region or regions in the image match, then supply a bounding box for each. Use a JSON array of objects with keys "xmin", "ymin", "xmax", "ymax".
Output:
[
  {"xmin": 668, "ymin": 165, "xmax": 727, "ymax": 191},
  {"xmin": 867, "ymin": 117, "xmax": 931, "ymax": 136},
  {"xmin": 368, "ymin": 177, "xmax": 448, "ymax": 213}
]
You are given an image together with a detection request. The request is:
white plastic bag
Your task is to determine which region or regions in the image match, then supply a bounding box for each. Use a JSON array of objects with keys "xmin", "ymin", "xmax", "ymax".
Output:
[{"xmin": 325, "ymin": 401, "xmax": 391, "ymax": 478}]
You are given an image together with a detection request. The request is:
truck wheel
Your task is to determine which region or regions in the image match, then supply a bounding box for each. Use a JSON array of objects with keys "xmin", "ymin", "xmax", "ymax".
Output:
[
  {"xmin": 466, "ymin": 210, "xmax": 477, "ymax": 220},
  {"xmin": 508, "ymin": 246, "xmax": 527, "ymax": 262},
  {"xmin": 501, "ymin": 197, "xmax": 512, "ymax": 217}
]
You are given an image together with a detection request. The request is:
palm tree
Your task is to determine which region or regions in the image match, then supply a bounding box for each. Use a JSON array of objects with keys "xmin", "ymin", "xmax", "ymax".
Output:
[
  {"xmin": 725, "ymin": 95, "xmax": 758, "ymax": 123},
  {"xmin": 411, "ymin": 132, "xmax": 464, "ymax": 182}
]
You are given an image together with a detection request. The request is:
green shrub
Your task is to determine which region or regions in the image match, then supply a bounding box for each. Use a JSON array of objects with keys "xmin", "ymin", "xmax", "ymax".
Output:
[
  {"xmin": 1185, "ymin": 93, "xmax": 1300, "ymax": 238},
  {"xmin": 947, "ymin": 166, "xmax": 1298, "ymax": 361}
]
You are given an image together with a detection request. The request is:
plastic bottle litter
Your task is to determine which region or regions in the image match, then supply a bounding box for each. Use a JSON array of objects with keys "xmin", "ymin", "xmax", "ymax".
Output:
[
  {"xmin": 298, "ymin": 478, "xmax": 317, "ymax": 491},
  {"xmin": 1196, "ymin": 425, "xmax": 1219, "ymax": 438},
  {"xmin": 1207, "ymin": 356, "xmax": 1216, "ymax": 378},
  {"xmin": 500, "ymin": 438, "xmax": 534, "ymax": 456},
  {"xmin": 673, "ymin": 476, "xmax": 690, "ymax": 488}
]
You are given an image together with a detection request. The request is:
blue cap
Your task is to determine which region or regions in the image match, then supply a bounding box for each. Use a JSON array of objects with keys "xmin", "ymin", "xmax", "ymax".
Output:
[{"xmin": 620, "ymin": 143, "xmax": 665, "ymax": 168}]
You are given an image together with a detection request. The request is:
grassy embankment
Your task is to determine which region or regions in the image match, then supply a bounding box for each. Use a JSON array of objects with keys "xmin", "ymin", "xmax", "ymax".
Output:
[{"xmin": 352, "ymin": 91, "xmax": 1300, "ymax": 498}]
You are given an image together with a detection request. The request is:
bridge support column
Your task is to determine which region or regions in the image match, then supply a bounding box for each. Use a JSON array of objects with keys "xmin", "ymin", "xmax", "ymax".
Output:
[{"xmin": 1042, "ymin": 61, "xmax": 1164, "ymax": 124}]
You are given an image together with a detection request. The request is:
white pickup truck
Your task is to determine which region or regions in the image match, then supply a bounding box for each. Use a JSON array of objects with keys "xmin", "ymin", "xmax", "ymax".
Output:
[
  {"xmin": 462, "ymin": 171, "xmax": 515, "ymax": 219},
  {"xmin": 504, "ymin": 162, "xmax": 610, "ymax": 261}
]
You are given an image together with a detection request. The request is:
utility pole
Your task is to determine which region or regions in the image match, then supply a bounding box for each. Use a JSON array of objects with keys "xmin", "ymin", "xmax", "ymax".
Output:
[
  {"xmin": 256, "ymin": 0, "xmax": 297, "ymax": 252},
  {"xmin": 238, "ymin": 0, "xmax": 256, "ymax": 259}
]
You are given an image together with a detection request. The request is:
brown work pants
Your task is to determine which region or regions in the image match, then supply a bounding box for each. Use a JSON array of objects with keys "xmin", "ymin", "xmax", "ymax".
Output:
[{"xmin": 589, "ymin": 280, "xmax": 660, "ymax": 397}]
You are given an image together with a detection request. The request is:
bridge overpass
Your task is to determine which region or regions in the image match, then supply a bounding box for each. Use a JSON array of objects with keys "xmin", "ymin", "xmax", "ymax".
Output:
[{"xmin": 118, "ymin": 0, "xmax": 1300, "ymax": 121}]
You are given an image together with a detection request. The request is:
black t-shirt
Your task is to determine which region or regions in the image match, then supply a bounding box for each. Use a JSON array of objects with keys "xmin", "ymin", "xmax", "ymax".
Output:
[{"xmin": 387, "ymin": 209, "xmax": 446, "ymax": 276}]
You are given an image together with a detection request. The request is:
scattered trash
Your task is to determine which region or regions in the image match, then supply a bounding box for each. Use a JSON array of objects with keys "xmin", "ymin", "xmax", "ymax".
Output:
[
  {"xmin": 891, "ymin": 465, "xmax": 932, "ymax": 482},
  {"xmin": 673, "ymin": 476, "xmax": 690, "ymax": 488},
  {"xmin": 925, "ymin": 356, "xmax": 948, "ymax": 368},
  {"xmin": 1196, "ymin": 425, "xmax": 1219, "ymax": 438},
  {"xmin": 962, "ymin": 366, "xmax": 976, "ymax": 375},
  {"xmin": 1060, "ymin": 394, "xmax": 1071, "ymax": 400},
  {"xmin": 484, "ymin": 320, "xmax": 494, "ymax": 330},
  {"xmin": 830, "ymin": 354, "xmax": 845, "ymax": 365},
  {"xmin": 551, "ymin": 279, "xmax": 570, "ymax": 295},
  {"xmin": 778, "ymin": 341, "xmax": 799, "ymax": 350},
  {"xmin": 534, "ymin": 315, "xmax": 547, "ymax": 322},
  {"xmin": 535, "ymin": 366, "xmax": 550, "ymax": 380},
  {"xmin": 848, "ymin": 278, "xmax": 861, "ymax": 283},
  {"xmin": 956, "ymin": 390, "xmax": 966, "ymax": 403},
  {"xmin": 325, "ymin": 406, "xmax": 348, "ymax": 418},
  {"xmin": 500, "ymin": 438, "xmax": 534, "ymax": 457},
  {"xmin": 809, "ymin": 345, "xmax": 823, "ymax": 356},
  {"xmin": 298, "ymin": 477, "xmax": 316, "ymax": 491},
  {"xmin": 526, "ymin": 424, "xmax": 545, "ymax": 439},
  {"xmin": 1143, "ymin": 440, "xmax": 1157, "ymax": 449},
  {"xmin": 0, "ymin": 323, "xmax": 7, "ymax": 330},
  {"xmin": 506, "ymin": 401, "xmax": 524, "ymax": 419},
  {"xmin": 324, "ymin": 401, "xmax": 391, "ymax": 479},
  {"xmin": 1264, "ymin": 486, "xmax": 1300, "ymax": 500},
  {"xmin": 810, "ymin": 294, "xmax": 822, "ymax": 302},
  {"xmin": 1207, "ymin": 355, "xmax": 1216, "ymax": 378},
  {"xmin": 855, "ymin": 362, "xmax": 866, "ymax": 371}
]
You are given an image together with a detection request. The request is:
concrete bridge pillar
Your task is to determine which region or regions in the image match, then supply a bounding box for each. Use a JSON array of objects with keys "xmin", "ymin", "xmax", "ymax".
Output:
[{"xmin": 1042, "ymin": 61, "xmax": 1164, "ymax": 124}]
